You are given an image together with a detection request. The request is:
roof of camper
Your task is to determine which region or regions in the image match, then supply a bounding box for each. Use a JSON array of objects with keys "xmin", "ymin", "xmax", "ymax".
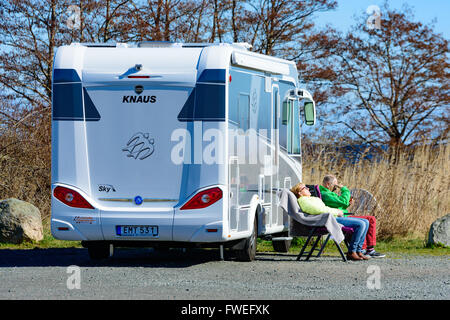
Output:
[{"xmin": 53, "ymin": 42, "xmax": 299, "ymax": 84}]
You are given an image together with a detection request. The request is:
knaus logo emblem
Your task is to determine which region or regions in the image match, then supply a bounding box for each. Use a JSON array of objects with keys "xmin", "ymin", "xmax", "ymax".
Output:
[
  {"xmin": 122, "ymin": 132, "xmax": 155, "ymax": 160},
  {"xmin": 121, "ymin": 85, "xmax": 157, "ymax": 103},
  {"xmin": 123, "ymin": 95, "xmax": 156, "ymax": 103}
]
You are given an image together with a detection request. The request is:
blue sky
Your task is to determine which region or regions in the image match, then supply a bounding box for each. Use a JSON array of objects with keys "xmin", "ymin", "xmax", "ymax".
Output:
[{"xmin": 314, "ymin": 0, "xmax": 450, "ymax": 39}]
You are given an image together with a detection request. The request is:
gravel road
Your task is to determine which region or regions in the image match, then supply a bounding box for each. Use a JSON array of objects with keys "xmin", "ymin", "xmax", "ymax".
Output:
[{"xmin": 0, "ymin": 247, "xmax": 449, "ymax": 300}]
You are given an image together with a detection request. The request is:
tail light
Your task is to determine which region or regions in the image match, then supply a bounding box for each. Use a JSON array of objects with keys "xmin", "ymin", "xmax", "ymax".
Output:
[
  {"xmin": 180, "ymin": 187, "xmax": 222, "ymax": 210},
  {"xmin": 53, "ymin": 186, "xmax": 94, "ymax": 209}
]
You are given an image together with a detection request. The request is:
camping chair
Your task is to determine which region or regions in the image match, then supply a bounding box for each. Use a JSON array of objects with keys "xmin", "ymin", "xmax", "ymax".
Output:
[
  {"xmin": 348, "ymin": 188, "xmax": 381, "ymax": 215},
  {"xmin": 291, "ymin": 220, "xmax": 353, "ymax": 262},
  {"xmin": 286, "ymin": 185, "xmax": 354, "ymax": 262}
]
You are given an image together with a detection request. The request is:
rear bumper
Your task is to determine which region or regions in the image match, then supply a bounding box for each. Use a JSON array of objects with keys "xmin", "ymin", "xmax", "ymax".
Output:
[
  {"xmin": 52, "ymin": 211, "xmax": 228, "ymax": 243},
  {"xmin": 52, "ymin": 208, "xmax": 226, "ymax": 243}
]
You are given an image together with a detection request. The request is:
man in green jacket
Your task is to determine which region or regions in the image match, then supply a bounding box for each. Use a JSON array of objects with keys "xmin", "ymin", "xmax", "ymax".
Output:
[
  {"xmin": 319, "ymin": 177, "xmax": 352, "ymax": 215},
  {"xmin": 319, "ymin": 175, "xmax": 385, "ymax": 258}
]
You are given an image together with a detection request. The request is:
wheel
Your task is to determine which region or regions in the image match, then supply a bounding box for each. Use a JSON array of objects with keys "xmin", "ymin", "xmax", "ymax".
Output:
[
  {"xmin": 236, "ymin": 219, "xmax": 257, "ymax": 261},
  {"xmin": 272, "ymin": 238, "xmax": 292, "ymax": 252},
  {"xmin": 87, "ymin": 242, "xmax": 113, "ymax": 260}
]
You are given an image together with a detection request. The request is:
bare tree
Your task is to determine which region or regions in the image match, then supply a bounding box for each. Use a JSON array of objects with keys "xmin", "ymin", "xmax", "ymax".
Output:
[
  {"xmin": 326, "ymin": 4, "xmax": 449, "ymax": 148},
  {"xmin": 245, "ymin": 0, "xmax": 337, "ymax": 56},
  {"xmin": 0, "ymin": 0, "xmax": 64, "ymax": 106},
  {"xmin": 127, "ymin": 0, "xmax": 187, "ymax": 42}
]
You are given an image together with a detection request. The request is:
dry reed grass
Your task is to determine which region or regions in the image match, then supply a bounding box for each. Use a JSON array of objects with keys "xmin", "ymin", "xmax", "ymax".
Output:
[
  {"xmin": 0, "ymin": 106, "xmax": 51, "ymax": 223},
  {"xmin": 302, "ymin": 144, "xmax": 450, "ymax": 239}
]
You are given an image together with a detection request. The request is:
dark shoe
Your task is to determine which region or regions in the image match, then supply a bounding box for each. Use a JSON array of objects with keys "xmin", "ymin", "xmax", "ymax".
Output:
[
  {"xmin": 366, "ymin": 250, "xmax": 386, "ymax": 258},
  {"xmin": 346, "ymin": 252, "xmax": 363, "ymax": 261},
  {"xmin": 357, "ymin": 252, "xmax": 370, "ymax": 260}
]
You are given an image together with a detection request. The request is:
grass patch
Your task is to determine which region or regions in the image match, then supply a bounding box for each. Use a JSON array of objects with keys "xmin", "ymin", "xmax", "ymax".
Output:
[{"xmin": 0, "ymin": 227, "xmax": 82, "ymax": 250}]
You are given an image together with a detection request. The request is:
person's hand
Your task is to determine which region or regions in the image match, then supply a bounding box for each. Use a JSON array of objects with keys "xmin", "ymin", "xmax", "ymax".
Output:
[{"xmin": 337, "ymin": 210, "xmax": 344, "ymax": 217}]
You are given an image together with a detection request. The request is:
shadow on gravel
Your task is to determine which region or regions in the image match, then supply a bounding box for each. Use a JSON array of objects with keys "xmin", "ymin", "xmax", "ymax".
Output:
[
  {"xmin": 256, "ymin": 252, "xmax": 347, "ymax": 262},
  {"xmin": 0, "ymin": 247, "xmax": 229, "ymax": 268},
  {"xmin": 0, "ymin": 248, "xmax": 347, "ymax": 268}
]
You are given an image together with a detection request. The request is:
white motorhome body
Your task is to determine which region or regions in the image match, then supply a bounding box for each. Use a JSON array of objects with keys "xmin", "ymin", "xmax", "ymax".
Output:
[{"xmin": 51, "ymin": 42, "xmax": 315, "ymax": 260}]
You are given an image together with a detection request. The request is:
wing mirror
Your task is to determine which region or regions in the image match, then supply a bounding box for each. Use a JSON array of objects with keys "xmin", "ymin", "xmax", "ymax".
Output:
[{"xmin": 303, "ymin": 101, "xmax": 315, "ymax": 126}]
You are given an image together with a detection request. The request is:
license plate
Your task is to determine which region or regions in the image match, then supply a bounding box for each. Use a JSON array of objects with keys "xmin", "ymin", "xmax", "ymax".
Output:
[{"xmin": 116, "ymin": 225, "xmax": 159, "ymax": 237}]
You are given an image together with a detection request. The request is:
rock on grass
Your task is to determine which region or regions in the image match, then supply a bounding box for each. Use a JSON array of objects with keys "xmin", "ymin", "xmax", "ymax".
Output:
[
  {"xmin": 0, "ymin": 198, "xmax": 43, "ymax": 244},
  {"xmin": 428, "ymin": 213, "xmax": 450, "ymax": 248}
]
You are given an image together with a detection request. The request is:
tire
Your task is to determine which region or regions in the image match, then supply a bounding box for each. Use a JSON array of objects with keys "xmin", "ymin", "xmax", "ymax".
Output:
[
  {"xmin": 272, "ymin": 239, "xmax": 292, "ymax": 252},
  {"xmin": 236, "ymin": 219, "xmax": 257, "ymax": 262},
  {"xmin": 87, "ymin": 242, "xmax": 113, "ymax": 260}
]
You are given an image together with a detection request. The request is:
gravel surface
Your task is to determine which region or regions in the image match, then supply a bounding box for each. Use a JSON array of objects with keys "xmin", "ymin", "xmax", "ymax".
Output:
[{"xmin": 0, "ymin": 247, "xmax": 449, "ymax": 300}]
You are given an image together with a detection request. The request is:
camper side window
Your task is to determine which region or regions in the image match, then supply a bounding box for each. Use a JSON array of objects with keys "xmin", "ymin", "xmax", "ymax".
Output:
[
  {"xmin": 284, "ymin": 99, "xmax": 301, "ymax": 155},
  {"xmin": 238, "ymin": 94, "xmax": 250, "ymax": 132},
  {"xmin": 280, "ymin": 99, "xmax": 290, "ymax": 149},
  {"xmin": 291, "ymin": 100, "xmax": 301, "ymax": 154}
]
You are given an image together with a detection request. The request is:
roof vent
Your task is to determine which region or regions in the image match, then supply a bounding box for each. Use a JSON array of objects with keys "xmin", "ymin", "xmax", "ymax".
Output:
[
  {"xmin": 137, "ymin": 41, "xmax": 182, "ymax": 48},
  {"xmin": 231, "ymin": 42, "xmax": 252, "ymax": 50},
  {"xmin": 70, "ymin": 42, "xmax": 121, "ymax": 48}
]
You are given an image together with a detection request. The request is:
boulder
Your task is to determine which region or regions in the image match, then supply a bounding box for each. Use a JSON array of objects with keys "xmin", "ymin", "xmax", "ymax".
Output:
[
  {"xmin": 428, "ymin": 213, "xmax": 450, "ymax": 247},
  {"xmin": 0, "ymin": 198, "xmax": 43, "ymax": 244}
]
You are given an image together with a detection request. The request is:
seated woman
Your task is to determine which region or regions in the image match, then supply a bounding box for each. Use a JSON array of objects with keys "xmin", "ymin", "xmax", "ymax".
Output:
[{"xmin": 290, "ymin": 182, "xmax": 370, "ymax": 261}]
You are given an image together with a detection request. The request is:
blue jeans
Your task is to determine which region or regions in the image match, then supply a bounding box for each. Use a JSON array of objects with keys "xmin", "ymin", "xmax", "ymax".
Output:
[{"xmin": 336, "ymin": 217, "xmax": 369, "ymax": 253}]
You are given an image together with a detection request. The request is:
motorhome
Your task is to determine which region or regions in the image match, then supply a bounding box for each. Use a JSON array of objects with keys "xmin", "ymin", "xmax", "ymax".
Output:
[{"xmin": 51, "ymin": 42, "xmax": 316, "ymax": 261}]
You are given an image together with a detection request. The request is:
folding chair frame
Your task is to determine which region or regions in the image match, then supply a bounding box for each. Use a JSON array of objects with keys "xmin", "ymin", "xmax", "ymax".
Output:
[{"xmin": 296, "ymin": 226, "xmax": 350, "ymax": 262}]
